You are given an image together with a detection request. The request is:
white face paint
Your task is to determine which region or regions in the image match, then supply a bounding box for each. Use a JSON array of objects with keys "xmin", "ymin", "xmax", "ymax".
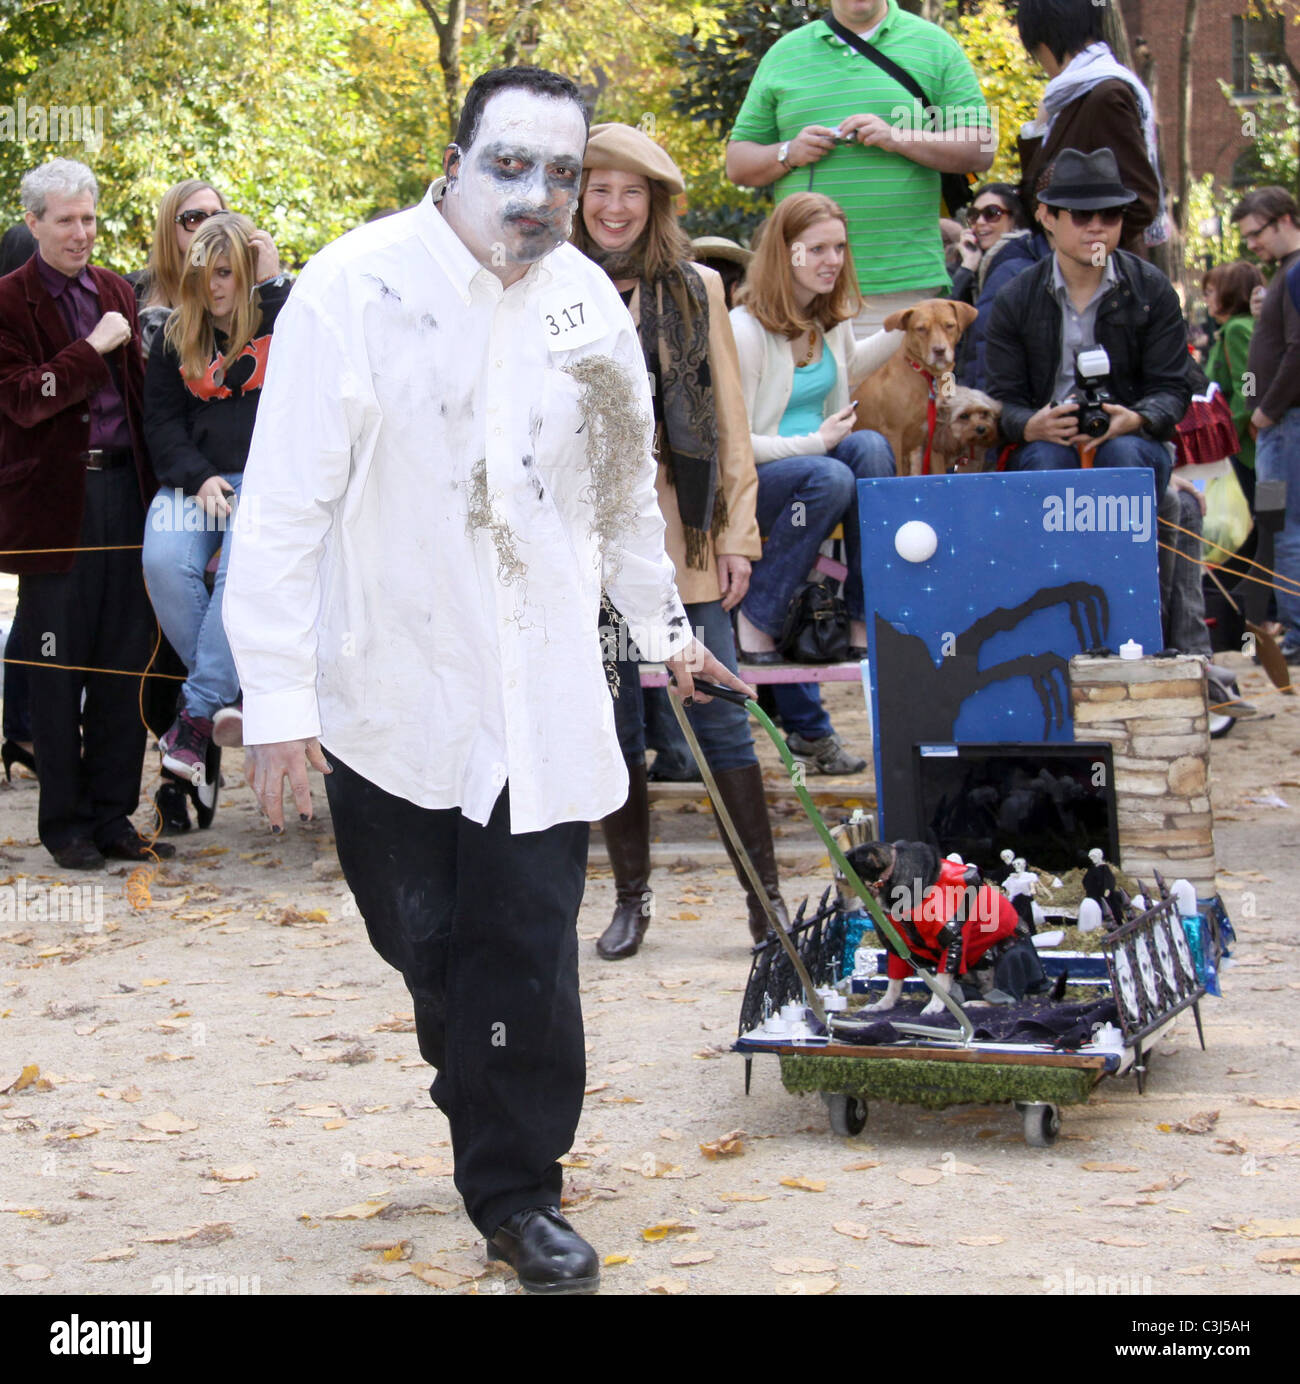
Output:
[{"xmin": 444, "ymin": 87, "xmax": 587, "ymax": 278}]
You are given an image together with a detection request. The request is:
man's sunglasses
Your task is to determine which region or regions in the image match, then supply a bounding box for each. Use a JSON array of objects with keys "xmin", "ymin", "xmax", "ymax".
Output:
[
  {"xmin": 1057, "ymin": 206, "xmax": 1126, "ymax": 228},
  {"xmin": 969, "ymin": 204, "xmax": 1011, "ymax": 224},
  {"xmin": 174, "ymin": 208, "xmax": 225, "ymax": 231}
]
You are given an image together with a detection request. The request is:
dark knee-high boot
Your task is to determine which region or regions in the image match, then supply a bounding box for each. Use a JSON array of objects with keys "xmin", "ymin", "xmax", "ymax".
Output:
[
  {"xmin": 710, "ymin": 763, "xmax": 790, "ymax": 943},
  {"xmin": 596, "ymin": 757, "xmax": 652, "ymax": 960}
]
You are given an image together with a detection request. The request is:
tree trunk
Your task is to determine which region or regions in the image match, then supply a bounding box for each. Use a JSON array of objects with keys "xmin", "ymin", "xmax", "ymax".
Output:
[
  {"xmin": 1174, "ymin": 0, "xmax": 1199, "ymax": 234},
  {"xmin": 416, "ymin": 0, "xmax": 469, "ymax": 142}
]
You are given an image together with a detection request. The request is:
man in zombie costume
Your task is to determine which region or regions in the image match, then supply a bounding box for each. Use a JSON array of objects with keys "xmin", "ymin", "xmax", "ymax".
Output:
[{"xmin": 223, "ymin": 66, "xmax": 750, "ymax": 1295}]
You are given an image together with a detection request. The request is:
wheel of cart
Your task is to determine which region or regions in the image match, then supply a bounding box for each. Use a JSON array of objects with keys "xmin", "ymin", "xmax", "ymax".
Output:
[
  {"xmin": 1014, "ymin": 1100, "xmax": 1061, "ymax": 1147},
  {"xmin": 822, "ymin": 1092, "xmax": 868, "ymax": 1136}
]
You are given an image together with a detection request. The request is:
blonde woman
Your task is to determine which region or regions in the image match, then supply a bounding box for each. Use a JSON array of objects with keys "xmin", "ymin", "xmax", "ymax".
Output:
[
  {"xmin": 142, "ymin": 213, "xmax": 286, "ymax": 787},
  {"xmin": 134, "ymin": 179, "xmax": 228, "ymax": 353},
  {"xmin": 729, "ymin": 193, "xmax": 900, "ymax": 672}
]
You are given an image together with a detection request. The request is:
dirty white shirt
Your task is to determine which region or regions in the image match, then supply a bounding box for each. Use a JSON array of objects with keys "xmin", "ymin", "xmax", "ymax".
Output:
[{"xmin": 223, "ymin": 185, "xmax": 691, "ymax": 832}]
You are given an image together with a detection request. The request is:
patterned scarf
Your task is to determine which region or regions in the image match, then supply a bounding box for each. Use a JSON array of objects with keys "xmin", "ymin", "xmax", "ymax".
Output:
[{"xmin": 590, "ymin": 248, "xmax": 724, "ymax": 570}]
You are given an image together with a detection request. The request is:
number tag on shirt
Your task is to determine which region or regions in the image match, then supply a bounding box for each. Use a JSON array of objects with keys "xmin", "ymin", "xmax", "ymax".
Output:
[{"xmin": 539, "ymin": 289, "xmax": 606, "ymax": 352}]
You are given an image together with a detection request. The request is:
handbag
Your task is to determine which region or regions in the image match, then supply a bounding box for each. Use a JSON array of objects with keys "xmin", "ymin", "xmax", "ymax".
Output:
[
  {"xmin": 778, "ymin": 576, "xmax": 851, "ymax": 664},
  {"xmin": 1173, "ymin": 382, "xmax": 1241, "ymax": 468},
  {"xmin": 823, "ymin": 16, "xmax": 976, "ymax": 215}
]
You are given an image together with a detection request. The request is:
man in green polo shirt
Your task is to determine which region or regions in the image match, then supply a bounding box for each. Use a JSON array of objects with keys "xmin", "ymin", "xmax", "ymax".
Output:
[{"xmin": 727, "ymin": 0, "xmax": 993, "ymax": 336}]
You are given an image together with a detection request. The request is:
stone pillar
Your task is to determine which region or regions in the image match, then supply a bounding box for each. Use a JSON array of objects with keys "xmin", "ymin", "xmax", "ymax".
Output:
[{"xmin": 1068, "ymin": 654, "xmax": 1215, "ymax": 895}]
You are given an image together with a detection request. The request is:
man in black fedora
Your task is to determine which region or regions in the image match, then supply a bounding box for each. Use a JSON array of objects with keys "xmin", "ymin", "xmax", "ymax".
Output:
[{"xmin": 985, "ymin": 146, "xmax": 1191, "ymax": 496}]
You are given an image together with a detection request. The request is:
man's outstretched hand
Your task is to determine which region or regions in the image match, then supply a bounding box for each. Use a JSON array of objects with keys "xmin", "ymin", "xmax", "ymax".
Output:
[
  {"xmin": 245, "ymin": 738, "xmax": 332, "ymax": 832},
  {"xmin": 664, "ymin": 637, "xmax": 757, "ymax": 707}
]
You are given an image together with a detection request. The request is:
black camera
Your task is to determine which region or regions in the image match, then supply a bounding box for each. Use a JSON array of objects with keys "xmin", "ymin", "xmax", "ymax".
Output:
[{"xmin": 1072, "ymin": 346, "xmax": 1114, "ymax": 439}]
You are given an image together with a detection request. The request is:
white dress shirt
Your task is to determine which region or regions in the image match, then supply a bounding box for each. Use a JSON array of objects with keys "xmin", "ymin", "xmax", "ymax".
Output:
[{"xmin": 223, "ymin": 185, "xmax": 691, "ymax": 833}]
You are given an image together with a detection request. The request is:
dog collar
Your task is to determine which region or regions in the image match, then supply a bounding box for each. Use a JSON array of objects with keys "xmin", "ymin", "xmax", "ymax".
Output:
[{"xmin": 868, "ymin": 843, "xmax": 898, "ymax": 893}]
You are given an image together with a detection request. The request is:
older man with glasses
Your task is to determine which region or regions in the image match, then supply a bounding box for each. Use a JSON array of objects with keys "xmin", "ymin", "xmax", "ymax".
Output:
[{"xmin": 984, "ymin": 147, "xmax": 1192, "ymax": 496}]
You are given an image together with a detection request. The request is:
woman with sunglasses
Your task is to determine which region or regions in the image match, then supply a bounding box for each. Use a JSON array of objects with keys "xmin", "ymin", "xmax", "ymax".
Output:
[
  {"xmin": 134, "ymin": 180, "xmax": 228, "ymax": 353},
  {"xmin": 142, "ymin": 213, "xmax": 287, "ymax": 798},
  {"xmin": 951, "ymin": 184, "xmax": 1044, "ymax": 392}
]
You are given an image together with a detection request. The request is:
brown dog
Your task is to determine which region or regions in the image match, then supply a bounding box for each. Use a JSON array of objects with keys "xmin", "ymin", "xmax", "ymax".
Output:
[
  {"xmin": 851, "ymin": 299, "xmax": 978, "ymax": 476},
  {"xmin": 933, "ymin": 386, "xmax": 1002, "ymax": 473}
]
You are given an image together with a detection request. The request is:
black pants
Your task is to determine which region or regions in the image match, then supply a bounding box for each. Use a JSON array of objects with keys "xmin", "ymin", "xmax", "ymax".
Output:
[
  {"xmin": 17, "ymin": 469, "xmax": 153, "ymax": 854},
  {"xmin": 323, "ymin": 751, "xmax": 589, "ymax": 1237}
]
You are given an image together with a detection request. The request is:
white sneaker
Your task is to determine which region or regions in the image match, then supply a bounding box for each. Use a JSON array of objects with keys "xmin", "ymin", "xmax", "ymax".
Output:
[{"xmin": 212, "ymin": 703, "xmax": 244, "ymax": 748}]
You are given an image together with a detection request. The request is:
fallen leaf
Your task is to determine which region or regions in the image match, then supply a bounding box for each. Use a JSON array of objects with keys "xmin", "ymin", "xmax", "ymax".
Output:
[
  {"xmin": 1080, "ymin": 1162, "xmax": 1140, "ymax": 1173},
  {"xmin": 623, "ymin": 1157, "xmax": 679, "ymax": 1179},
  {"xmin": 1175, "ymin": 1265, "xmax": 1209, "ymax": 1276},
  {"xmin": 1238, "ymin": 1219, "xmax": 1300, "ymax": 1240},
  {"xmin": 140, "ymin": 978, "xmax": 168, "ymax": 987},
  {"xmin": 958, "ymin": 1235, "xmax": 1006, "ymax": 1246},
  {"xmin": 356, "ymin": 1152, "xmax": 404, "ymax": 1170},
  {"xmin": 644, "ymin": 1275, "xmax": 688, "ymax": 1295},
  {"xmin": 833, "ymin": 1221, "xmax": 873, "ymax": 1240},
  {"xmin": 641, "ymin": 1221, "xmax": 694, "ymax": 1242},
  {"xmin": 86, "ymin": 1247, "xmax": 135, "ymax": 1262},
  {"xmin": 1090, "ymin": 1235, "xmax": 1148, "ymax": 1247},
  {"xmin": 896, "ymin": 1167, "xmax": 943, "ymax": 1186},
  {"xmin": 1250, "ymin": 1097, "xmax": 1300, "ymax": 1111},
  {"xmin": 603, "ymin": 1254, "xmax": 631, "ymax": 1266},
  {"xmin": 1139, "ymin": 1173, "xmax": 1190, "ymax": 1193},
  {"xmin": 779, "ymin": 1177, "xmax": 826, "ymax": 1192},
  {"xmin": 12, "ymin": 1264, "xmax": 51, "ymax": 1280},
  {"xmin": 774, "ymin": 1277, "xmax": 837, "ymax": 1296},
  {"xmin": 717, "ymin": 1192, "xmax": 768, "ymax": 1203},
  {"xmin": 1161, "ymin": 1110, "xmax": 1219, "ymax": 1135},
  {"xmin": 583, "ymin": 1082, "xmax": 609, "ymax": 1095},
  {"xmin": 1256, "ymin": 1247, "xmax": 1300, "ymax": 1264},
  {"xmin": 137, "ymin": 1111, "xmax": 198, "ymax": 1134},
  {"xmin": 323, "ymin": 1200, "xmax": 390, "ymax": 1221},
  {"xmin": 96, "ymin": 1086, "xmax": 143, "ymax": 1103},
  {"xmin": 884, "ymin": 1232, "xmax": 931, "ymax": 1247},
  {"xmin": 209, "ymin": 1165, "xmax": 259, "ymax": 1183},
  {"xmin": 670, "ymin": 1249, "xmax": 715, "ymax": 1266},
  {"xmin": 841, "ymin": 1159, "xmax": 882, "ymax": 1171},
  {"xmin": 91, "ymin": 1162, "xmax": 136, "ymax": 1175},
  {"xmin": 699, "ymin": 1130, "xmax": 745, "ymax": 1159},
  {"xmin": 771, "ymin": 1256, "xmax": 837, "ymax": 1275},
  {"xmin": 322, "ymin": 1119, "xmax": 349, "ymax": 1130},
  {"xmin": 4, "ymin": 1063, "xmax": 42, "ymax": 1095},
  {"xmin": 135, "ymin": 1222, "xmax": 232, "ymax": 1245},
  {"xmin": 410, "ymin": 1264, "xmax": 462, "ymax": 1290}
]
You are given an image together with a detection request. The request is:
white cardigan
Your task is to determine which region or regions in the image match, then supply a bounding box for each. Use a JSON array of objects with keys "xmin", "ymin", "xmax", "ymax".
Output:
[{"xmin": 729, "ymin": 307, "xmax": 903, "ymax": 462}]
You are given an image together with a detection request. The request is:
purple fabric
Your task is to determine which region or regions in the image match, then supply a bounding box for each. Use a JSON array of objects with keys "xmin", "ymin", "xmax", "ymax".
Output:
[{"xmin": 35, "ymin": 253, "xmax": 130, "ymax": 449}]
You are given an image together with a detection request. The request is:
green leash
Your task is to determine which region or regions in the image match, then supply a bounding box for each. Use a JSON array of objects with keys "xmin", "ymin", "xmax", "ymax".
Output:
[{"xmin": 669, "ymin": 677, "xmax": 974, "ymax": 1045}]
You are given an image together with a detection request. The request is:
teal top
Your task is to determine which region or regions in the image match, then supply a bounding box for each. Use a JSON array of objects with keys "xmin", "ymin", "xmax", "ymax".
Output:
[
  {"xmin": 779, "ymin": 348, "xmax": 836, "ymax": 437},
  {"xmin": 730, "ymin": 3, "xmax": 989, "ymax": 295}
]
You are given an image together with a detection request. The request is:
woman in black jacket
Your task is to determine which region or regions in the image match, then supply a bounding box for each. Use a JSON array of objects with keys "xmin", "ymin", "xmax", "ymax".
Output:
[{"xmin": 142, "ymin": 213, "xmax": 287, "ymax": 787}]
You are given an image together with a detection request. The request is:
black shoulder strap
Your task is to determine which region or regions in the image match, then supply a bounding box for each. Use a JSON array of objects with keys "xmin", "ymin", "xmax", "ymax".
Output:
[{"xmin": 823, "ymin": 13, "xmax": 931, "ymax": 109}]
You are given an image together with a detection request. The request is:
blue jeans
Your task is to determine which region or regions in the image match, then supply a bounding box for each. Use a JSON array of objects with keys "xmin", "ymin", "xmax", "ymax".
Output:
[
  {"xmin": 1255, "ymin": 408, "xmax": 1300, "ymax": 646},
  {"xmin": 741, "ymin": 430, "xmax": 895, "ymax": 634},
  {"xmin": 612, "ymin": 599, "xmax": 756, "ymax": 772},
  {"xmin": 1009, "ymin": 434, "xmax": 1172, "ymax": 499},
  {"xmin": 141, "ymin": 476, "xmax": 242, "ymax": 721}
]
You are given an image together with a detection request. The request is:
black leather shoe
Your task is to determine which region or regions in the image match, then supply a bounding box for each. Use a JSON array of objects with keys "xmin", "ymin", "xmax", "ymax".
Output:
[
  {"xmin": 51, "ymin": 839, "xmax": 105, "ymax": 871},
  {"xmin": 101, "ymin": 831, "xmax": 176, "ymax": 861},
  {"xmin": 737, "ymin": 647, "xmax": 784, "ymax": 666},
  {"xmin": 486, "ymin": 1207, "xmax": 600, "ymax": 1294}
]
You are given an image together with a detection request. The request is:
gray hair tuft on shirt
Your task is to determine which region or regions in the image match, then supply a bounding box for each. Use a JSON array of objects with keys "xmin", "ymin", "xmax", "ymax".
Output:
[{"xmin": 21, "ymin": 157, "xmax": 99, "ymax": 219}]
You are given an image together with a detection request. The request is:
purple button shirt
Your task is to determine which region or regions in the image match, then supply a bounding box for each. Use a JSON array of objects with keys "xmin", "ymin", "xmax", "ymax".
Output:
[{"xmin": 35, "ymin": 252, "xmax": 132, "ymax": 451}]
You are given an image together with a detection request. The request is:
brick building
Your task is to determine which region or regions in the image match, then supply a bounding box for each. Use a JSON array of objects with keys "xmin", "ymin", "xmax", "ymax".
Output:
[{"xmin": 1119, "ymin": 0, "xmax": 1299, "ymax": 188}]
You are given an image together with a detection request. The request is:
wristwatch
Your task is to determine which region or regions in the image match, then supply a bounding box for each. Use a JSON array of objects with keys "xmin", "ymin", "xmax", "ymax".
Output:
[{"xmin": 777, "ymin": 140, "xmax": 792, "ymax": 170}]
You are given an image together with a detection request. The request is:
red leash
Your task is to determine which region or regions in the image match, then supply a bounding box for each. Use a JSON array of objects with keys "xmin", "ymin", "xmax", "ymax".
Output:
[{"xmin": 909, "ymin": 359, "xmax": 937, "ymax": 475}]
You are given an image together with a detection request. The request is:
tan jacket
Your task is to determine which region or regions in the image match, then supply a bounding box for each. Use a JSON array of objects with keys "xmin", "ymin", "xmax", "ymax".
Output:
[{"xmin": 628, "ymin": 263, "xmax": 761, "ymax": 606}]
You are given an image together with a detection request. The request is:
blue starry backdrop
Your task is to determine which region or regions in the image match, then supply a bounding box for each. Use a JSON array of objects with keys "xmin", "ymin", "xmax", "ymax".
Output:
[{"xmin": 858, "ymin": 469, "xmax": 1162, "ymax": 801}]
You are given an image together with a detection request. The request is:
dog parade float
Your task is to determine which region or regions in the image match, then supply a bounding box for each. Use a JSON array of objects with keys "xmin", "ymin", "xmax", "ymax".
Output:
[{"xmin": 672, "ymin": 463, "xmax": 1244, "ymax": 1145}]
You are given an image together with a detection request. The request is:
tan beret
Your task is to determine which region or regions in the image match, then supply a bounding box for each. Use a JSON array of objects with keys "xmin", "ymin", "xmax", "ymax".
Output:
[
  {"xmin": 690, "ymin": 235, "xmax": 753, "ymax": 267},
  {"xmin": 583, "ymin": 122, "xmax": 685, "ymax": 196}
]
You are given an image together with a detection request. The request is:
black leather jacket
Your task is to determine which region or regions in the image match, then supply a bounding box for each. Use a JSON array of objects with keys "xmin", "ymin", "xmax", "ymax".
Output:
[{"xmin": 984, "ymin": 249, "xmax": 1193, "ymax": 445}]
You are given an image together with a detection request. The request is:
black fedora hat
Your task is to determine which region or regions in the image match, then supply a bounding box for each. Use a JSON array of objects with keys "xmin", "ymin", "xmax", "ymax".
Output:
[{"xmin": 1039, "ymin": 148, "xmax": 1137, "ymax": 210}]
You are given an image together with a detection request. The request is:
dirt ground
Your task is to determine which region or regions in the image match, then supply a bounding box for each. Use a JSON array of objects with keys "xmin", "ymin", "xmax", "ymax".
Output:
[{"xmin": 2, "ymin": 571, "xmax": 1298, "ymax": 1299}]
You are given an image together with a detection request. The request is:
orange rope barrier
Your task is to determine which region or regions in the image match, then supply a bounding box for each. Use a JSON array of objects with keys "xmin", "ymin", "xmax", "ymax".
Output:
[
  {"xmin": 1, "ymin": 657, "xmax": 184, "ymax": 680},
  {"xmin": 1157, "ymin": 515, "xmax": 1300, "ymax": 594},
  {"xmin": 0, "ymin": 544, "xmax": 145, "ymax": 555}
]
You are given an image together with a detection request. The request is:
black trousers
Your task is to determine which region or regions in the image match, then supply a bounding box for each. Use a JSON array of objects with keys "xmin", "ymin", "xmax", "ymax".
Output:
[
  {"xmin": 17, "ymin": 469, "xmax": 153, "ymax": 854},
  {"xmin": 323, "ymin": 751, "xmax": 589, "ymax": 1237}
]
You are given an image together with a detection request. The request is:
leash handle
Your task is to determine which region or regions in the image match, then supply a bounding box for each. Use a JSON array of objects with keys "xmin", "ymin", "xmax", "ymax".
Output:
[{"xmin": 679, "ymin": 675, "xmax": 753, "ymax": 708}]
